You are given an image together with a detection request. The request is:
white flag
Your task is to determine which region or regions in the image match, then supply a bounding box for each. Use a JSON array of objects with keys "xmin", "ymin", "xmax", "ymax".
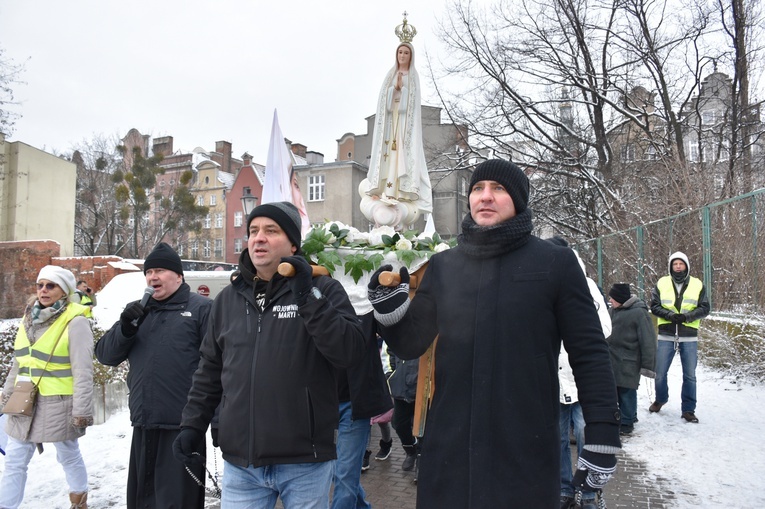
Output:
[{"xmin": 261, "ymin": 109, "xmax": 311, "ymax": 235}]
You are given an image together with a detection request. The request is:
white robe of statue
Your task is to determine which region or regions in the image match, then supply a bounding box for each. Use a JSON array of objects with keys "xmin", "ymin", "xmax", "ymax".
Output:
[{"xmin": 360, "ymin": 42, "xmax": 432, "ymax": 229}]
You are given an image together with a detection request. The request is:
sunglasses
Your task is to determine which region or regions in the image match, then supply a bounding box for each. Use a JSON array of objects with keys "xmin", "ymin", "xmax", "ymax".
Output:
[{"xmin": 36, "ymin": 283, "xmax": 58, "ymax": 291}]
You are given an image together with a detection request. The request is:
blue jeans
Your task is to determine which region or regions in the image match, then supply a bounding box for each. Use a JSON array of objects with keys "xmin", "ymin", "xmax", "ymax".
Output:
[
  {"xmin": 654, "ymin": 338, "xmax": 698, "ymax": 412},
  {"xmin": 617, "ymin": 387, "xmax": 638, "ymax": 427},
  {"xmin": 331, "ymin": 401, "xmax": 371, "ymax": 509},
  {"xmin": 221, "ymin": 459, "xmax": 334, "ymax": 509},
  {"xmin": 559, "ymin": 403, "xmax": 593, "ymax": 501}
]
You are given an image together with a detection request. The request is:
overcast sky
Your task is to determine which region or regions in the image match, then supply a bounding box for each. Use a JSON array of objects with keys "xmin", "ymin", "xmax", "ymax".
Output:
[{"xmin": 1, "ymin": 0, "xmax": 455, "ymax": 163}]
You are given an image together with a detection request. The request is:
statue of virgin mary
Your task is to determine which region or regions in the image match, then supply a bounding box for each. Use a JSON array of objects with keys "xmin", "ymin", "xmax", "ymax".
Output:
[{"xmin": 359, "ymin": 17, "xmax": 432, "ymax": 229}]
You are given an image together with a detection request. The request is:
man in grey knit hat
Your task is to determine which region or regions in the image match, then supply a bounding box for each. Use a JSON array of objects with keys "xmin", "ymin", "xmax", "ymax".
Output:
[
  {"xmin": 175, "ymin": 201, "xmax": 365, "ymax": 508},
  {"xmin": 367, "ymin": 160, "xmax": 621, "ymax": 509}
]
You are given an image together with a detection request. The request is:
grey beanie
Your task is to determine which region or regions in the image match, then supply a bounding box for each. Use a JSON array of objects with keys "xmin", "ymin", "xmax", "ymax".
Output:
[
  {"xmin": 469, "ymin": 159, "xmax": 529, "ymax": 213},
  {"xmin": 247, "ymin": 201, "xmax": 303, "ymax": 254}
]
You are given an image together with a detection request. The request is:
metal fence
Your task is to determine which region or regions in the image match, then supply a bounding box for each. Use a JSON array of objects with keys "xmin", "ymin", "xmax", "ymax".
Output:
[{"xmin": 575, "ymin": 188, "xmax": 765, "ymax": 316}]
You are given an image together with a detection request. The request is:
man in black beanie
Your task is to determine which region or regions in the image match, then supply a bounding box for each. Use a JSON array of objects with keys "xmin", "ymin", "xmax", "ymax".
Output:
[
  {"xmin": 96, "ymin": 242, "xmax": 212, "ymax": 508},
  {"xmin": 367, "ymin": 159, "xmax": 621, "ymax": 508},
  {"xmin": 174, "ymin": 201, "xmax": 365, "ymax": 508}
]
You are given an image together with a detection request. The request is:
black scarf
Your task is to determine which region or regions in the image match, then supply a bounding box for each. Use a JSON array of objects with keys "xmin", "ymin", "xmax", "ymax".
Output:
[{"xmin": 457, "ymin": 208, "xmax": 534, "ymax": 259}]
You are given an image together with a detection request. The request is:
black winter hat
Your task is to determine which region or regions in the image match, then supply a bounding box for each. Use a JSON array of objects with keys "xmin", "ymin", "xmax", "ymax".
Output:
[
  {"xmin": 469, "ymin": 159, "xmax": 530, "ymax": 213},
  {"xmin": 609, "ymin": 283, "xmax": 631, "ymax": 304},
  {"xmin": 247, "ymin": 201, "xmax": 303, "ymax": 254},
  {"xmin": 144, "ymin": 242, "xmax": 183, "ymax": 275}
]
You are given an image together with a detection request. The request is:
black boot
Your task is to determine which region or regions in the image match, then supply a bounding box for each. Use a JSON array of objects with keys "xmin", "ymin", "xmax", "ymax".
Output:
[{"xmin": 402, "ymin": 440, "xmax": 417, "ymax": 471}]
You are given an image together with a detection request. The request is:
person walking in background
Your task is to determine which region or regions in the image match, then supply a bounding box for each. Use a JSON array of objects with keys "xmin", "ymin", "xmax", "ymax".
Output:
[
  {"xmin": 173, "ymin": 202, "xmax": 365, "ymax": 509},
  {"xmin": 386, "ymin": 342, "xmax": 420, "ymax": 480},
  {"xmin": 367, "ymin": 159, "xmax": 621, "ymax": 507},
  {"xmin": 371, "ymin": 338, "xmax": 394, "ymax": 464},
  {"xmin": 96, "ymin": 242, "xmax": 212, "ymax": 509},
  {"xmin": 74, "ymin": 280, "xmax": 96, "ymax": 311},
  {"xmin": 649, "ymin": 252, "xmax": 710, "ymax": 423},
  {"xmin": 332, "ymin": 314, "xmax": 392, "ymax": 509},
  {"xmin": 548, "ymin": 236, "xmax": 612, "ymax": 509},
  {"xmin": 607, "ymin": 283, "xmax": 657, "ymax": 435},
  {"xmin": 0, "ymin": 266, "xmax": 94, "ymax": 509}
]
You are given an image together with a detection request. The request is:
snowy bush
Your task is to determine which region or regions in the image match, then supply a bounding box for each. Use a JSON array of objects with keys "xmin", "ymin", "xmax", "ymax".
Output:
[{"xmin": 700, "ymin": 316, "xmax": 765, "ymax": 383}]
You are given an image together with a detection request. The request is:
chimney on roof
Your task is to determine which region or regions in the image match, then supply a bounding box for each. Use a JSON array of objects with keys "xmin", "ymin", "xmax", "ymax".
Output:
[
  {"xmin": 153, "ymin": 136, "xmax": 174, "ymax": 157},
  {"xmin": 291, "ymin": 143, "xmax": 307, "ymax": 159},
  {"xmin": 215, "ymin": 141, "xmax": 233, "ymax": 173}
]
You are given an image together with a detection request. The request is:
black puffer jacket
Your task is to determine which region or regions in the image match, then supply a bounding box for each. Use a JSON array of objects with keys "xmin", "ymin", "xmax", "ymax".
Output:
[
  {"xmin": 180, "ymin": 251, "xmax": 365, "ymax": 468},
  {"xmin": 95, "ymin": 283, "xmax": 212, "ymax": 428}
]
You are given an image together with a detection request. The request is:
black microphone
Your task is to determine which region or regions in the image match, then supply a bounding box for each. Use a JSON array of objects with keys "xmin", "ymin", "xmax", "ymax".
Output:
[{"xmin": 132, "ymin": 287, "xmax": 155, "ymax": 326}]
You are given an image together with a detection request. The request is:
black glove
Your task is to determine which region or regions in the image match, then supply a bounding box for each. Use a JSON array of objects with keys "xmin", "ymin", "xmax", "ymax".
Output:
[
  {"xmin": 672, "ymin": 313, "xmax": 687, "ymax": 324},
  {"xmin": 120, "ymin": 302, "xmax": 146, "ymax": 336},
  {"xmin": 172, "ymin": 428, "xmax": 205, "ymax": 466},
  {"xmin": 281, "ymin": 255, "xmax": 314, "ymax": 306},
  {"xmin": 573, "ymin": 449, "xmax": 617, "ymax": 492},
  {"xmin": 368, "ymin": 265, "xmax": 410, "ymax": 326},
  {"xmin": 211, "ymin": 426, "xmax": 219, "ymax": 448}
]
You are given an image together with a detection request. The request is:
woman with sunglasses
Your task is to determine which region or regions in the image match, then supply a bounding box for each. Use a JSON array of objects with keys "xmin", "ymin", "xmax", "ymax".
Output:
[{"xmin": 0, "ymin": 265, "xmax": 94, "ymax": 509}]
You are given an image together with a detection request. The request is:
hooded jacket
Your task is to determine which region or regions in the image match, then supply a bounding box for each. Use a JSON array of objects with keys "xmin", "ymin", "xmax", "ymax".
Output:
[
  {"xmin": 650, "ymin": 251, "xmax": 710, "ymax": 338},
  {"xmin": 180, "ymin": 250, "xmax": 365, "ymax": 468}
]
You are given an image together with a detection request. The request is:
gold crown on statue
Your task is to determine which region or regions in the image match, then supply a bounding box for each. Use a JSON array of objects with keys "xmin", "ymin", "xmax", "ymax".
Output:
[{"xmin": 395, "ymin": 12, "xmax": 417, "ymax": 43}]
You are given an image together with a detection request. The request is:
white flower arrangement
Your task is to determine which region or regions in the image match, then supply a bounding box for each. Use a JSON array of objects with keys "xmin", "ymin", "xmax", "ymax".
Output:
[{"xmin": 301, "ymin": 221, "xmax": 456, "ymax": 283}]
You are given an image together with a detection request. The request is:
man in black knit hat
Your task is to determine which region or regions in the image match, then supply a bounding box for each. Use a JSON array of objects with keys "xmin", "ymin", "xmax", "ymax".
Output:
[
  {"xmin": 96, "ymin": 242, "xmax": 212, "ymax": 509},
  {"xmin": 367, "ymin": 159, "xmax": 621, "ymax": 508},
  {"xmin": 174, "ymin": 201, "xmax": 365, "ymax": 508}
]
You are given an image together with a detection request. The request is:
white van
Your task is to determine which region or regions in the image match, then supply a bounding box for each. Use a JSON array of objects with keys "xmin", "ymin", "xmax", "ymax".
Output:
[{"xmin": 92, "ymin": 270, "xmax": 233, "ymax": 329}]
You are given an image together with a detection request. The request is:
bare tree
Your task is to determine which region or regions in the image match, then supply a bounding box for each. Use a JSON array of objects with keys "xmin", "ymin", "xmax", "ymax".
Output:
[
  {"xmin": 71, "ymin": 135, "xmax": 128, "ymax": 256},
  {"xmin": 0, "ymin": 46, "xmax": 24, "ymax": 138},
  {"xmin": 432, "ymin": 0, "xmax": 720, "ymax": 240}
]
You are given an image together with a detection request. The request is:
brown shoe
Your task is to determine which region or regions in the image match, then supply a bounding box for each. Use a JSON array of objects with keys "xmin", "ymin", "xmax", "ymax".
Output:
[
  {"xmin": 649, "ymin": 401, "xmax": 665, "ymax": 413},
  {"xmin": 682, "ymin": 411, "xmax": 699, "ymax": 423}
]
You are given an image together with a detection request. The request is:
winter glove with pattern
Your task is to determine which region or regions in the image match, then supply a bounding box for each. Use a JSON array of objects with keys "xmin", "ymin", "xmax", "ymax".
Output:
[
  {"xmin": 573, "ymin": 449, "xmax": 617, "ymax": 491},
  {"xmin": 368, "ymin": 265, "xmax": 410, "ymax": 326}
]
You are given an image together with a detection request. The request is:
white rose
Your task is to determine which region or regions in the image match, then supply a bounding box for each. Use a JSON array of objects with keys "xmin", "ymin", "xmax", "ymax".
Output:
[
  {"xmin": 434, "ymin": 242, "xmax": 451, "ymax": 253},
  {"xmin": 368, "ymin": 226, "xmax": 396, "ymax": 247},
  {"xmin": 395, "ymin": 238, "xmax": 413, "ymax": 251},
  {"xmin": 327, "ymin": 234, "xmax": 337, "ymax": 244}
]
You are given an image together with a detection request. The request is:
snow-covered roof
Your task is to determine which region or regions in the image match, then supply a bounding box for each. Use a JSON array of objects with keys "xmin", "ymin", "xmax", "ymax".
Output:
[{"xmin": 217, "ymin": 170, "xmax": 235, "ymax": 189}]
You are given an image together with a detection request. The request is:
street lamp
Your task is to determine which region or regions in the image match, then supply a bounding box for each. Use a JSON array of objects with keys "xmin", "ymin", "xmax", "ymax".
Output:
[{"xmin": 241, "ymin": 189, "xmax": 258, "ymax": 215}]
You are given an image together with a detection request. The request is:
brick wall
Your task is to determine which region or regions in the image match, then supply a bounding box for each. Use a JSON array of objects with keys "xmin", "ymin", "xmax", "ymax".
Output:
[{"xmin": 0, "ymin": 240, "xmax": 136, "ymax": 319}]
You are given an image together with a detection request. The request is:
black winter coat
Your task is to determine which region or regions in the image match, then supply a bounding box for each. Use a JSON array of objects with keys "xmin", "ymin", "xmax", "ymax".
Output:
[
  {"xmin": 383, "ymin": 236, "xmax": 621, "ymax": 508},
  {"xmin": 95, "ymin": 283, "xmax": 212, "ymax": 428},
  {"xmin": 607, "ymin": 297, "xmax": 657, "ymax": 389},
  {"xmin": 180, "ymin": 260, "xmax": 365, "ymax": 468},
  {"xmin": 343, "ymin": 313, "xmax": 393, "ymax": 420}
]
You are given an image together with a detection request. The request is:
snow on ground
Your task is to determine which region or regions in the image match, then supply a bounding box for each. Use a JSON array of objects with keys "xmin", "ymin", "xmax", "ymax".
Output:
[{"xmin": 0, "ymin": 356, "xmax": 761, "ymax": 507}]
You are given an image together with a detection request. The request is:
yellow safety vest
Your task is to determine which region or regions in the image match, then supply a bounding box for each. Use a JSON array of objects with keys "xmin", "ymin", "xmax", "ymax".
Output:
[
  {"xmin": 656, "ymin": 276, "xmax": 703, "ymax": 329},
  {"xmin": 14, "ymin": 303, "xmax": 89, "ymax": 396}
]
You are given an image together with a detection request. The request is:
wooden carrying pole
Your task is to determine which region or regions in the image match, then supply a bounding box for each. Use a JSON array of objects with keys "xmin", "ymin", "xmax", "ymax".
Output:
[
  {"xmin": 379, "ymin": 265, "xmax": 435, "ymax": 438},
  {"xmin": 277, "ymin": 262, "xmax": 330, "ymax": 278}
]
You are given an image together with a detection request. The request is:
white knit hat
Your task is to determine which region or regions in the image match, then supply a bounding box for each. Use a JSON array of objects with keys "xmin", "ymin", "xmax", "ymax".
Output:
[{"xmin": 37, "ymin": 265, "xmax": 77, "ymax": 296}]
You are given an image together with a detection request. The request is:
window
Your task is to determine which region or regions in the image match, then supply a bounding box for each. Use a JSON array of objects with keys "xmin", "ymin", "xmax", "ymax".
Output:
[
  {"xmin": 215, "ymin": 239, "xmax": 223, "ymax": 258},
  {"xmin": 203, "ymin": 240, "xmax": 211, "ymax": 258},
  {"xmin": 197, "ymin": 196, "xmax": 204, "ymax": 206},
  {"xmin": 210, "ymin": 195, "xmax": 217, "ymax": 206},
  {"xmin": 204, "ymin": 215, "xmax": 211, "ymax": 229},
  {"xmin": 215, "ymin": 213, "xmax": 223, "ymax": 228},
  {"xmin": 460, "ymin": 176, "xmax": 468, "ymax": 196},
  {"xmin": 702, "ymin": 111, "xmax": 716, "ymax": 125},
  {"xmin": 234, "ymin": 238, "xmax": 243, "ymax": 253},
  {"xmin": 191, "ymin": 240, "xmax": 199, "ymax": 258},
  {"xmin": 688, "ymin": 143, "xmax": 699, "ymax": 162},
  {"xmin": 309, "ymin": 175, "xmax": 325, "ymax": 202},
  {"xmin": 620, "ymin": 144, "xmax": 635, "ymax": 162},
  {"xmin": 234, "ymin": 211, "xmax": 243, "ymax": 227}
]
